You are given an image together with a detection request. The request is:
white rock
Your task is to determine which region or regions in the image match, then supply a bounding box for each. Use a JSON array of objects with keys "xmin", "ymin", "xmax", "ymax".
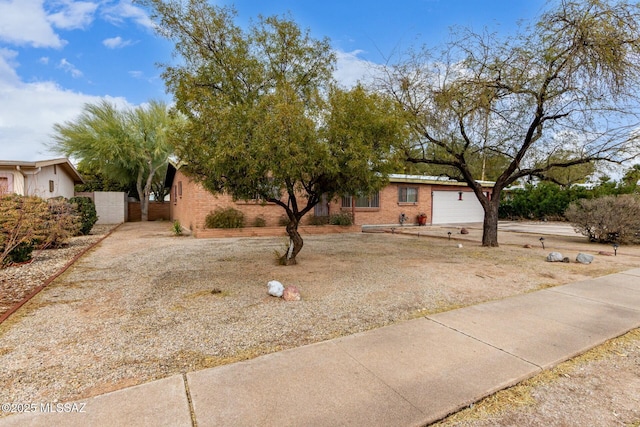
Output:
[
  {"xmin": 547, "ymin": 252, "xmax": 564, "ymax": 262},
  {"xmin": 576, "ymin": 253, "xmax": 594, "ymax": 264},
  {"xmin": 456, "ymin": 243, "xmax": 463, "ymax": 248},
  {"xmin": 267, "ymin": 280, "xmax": 284, "ymax": 297}
]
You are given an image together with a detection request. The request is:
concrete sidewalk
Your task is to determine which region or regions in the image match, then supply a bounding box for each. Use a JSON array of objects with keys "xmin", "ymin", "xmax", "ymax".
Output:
[{"xmin": 2, "ymin": 269, "xmax": 639, "ymax": 427}]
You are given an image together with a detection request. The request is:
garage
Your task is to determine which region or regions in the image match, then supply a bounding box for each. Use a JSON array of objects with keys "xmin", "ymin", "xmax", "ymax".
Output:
[{"xmin": 431, "ymin": 190, "xmax": 485, "ymax": 224}]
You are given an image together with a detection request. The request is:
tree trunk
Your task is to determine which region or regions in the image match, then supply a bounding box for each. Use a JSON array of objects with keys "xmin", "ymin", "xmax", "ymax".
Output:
[
  {"xmin": 482, "ymin": 199, "xmax": 500, "ymax": 247},
  {"xmin": 280, "ymin": 219, "xmax": 303, "ymax": 266},
  {"xmin": 140, "ymin": 194, "xmax": 149, "ymax": 222}
]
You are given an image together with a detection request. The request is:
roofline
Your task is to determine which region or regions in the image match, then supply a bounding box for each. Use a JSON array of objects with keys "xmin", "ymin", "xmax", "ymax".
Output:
[
  {"xmin": 0, "ymin": 158, "xmax": 84, "ymax": 184},
  {"xmin": 161, "ymin": 168, "xmax": 495, "ymax": 189},
  {"xmin": 388, "ymin": 174, "xmax": 495, "ymax": 187}
]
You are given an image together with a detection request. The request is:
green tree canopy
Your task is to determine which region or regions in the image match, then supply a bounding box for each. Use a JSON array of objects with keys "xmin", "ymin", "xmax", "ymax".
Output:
[
  {"xmin": 622, "ymin": 164, "xmax": 640, "ymax": 189},
  {"xmin": 379, "ymin": 0, "xmax": 640, "ymax": 246},
  {"xmin": 146, "ymin": 0, "xmax": 405, "ymax": 264},
  {"xmin": 51, "ymin": 100, "xmax": 176, "ymax": 220}
]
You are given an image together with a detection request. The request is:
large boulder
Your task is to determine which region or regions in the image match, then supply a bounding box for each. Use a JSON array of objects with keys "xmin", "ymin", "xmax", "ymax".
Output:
[
  {"xmin": 267, "ymin": 280, "xmax": 284, "ymax": 297},
  {"xmin": 282, "ymin": 285, "xmax": 301, "ymax": 301},
  {"xmin": 576, "ymin": 253, "xmax": 595, "ymax": 264},
  {"xmin": 546, "ymin": 252, "xmax": 564, "ymax": 262}
]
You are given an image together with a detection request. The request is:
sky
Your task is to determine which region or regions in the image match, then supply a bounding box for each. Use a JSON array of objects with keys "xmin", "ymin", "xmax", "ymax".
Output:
[{"xmin": 0, "ymin": 0, "xmax": 547, "ymax": 162}]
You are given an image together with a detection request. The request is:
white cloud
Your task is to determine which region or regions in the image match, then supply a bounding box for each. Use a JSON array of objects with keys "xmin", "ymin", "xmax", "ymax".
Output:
[
  {"xmin": 47, "ymin": 0, "xmax": 98, "ymax": 30},
  {"xmin": 334, "ymin": 50, "xmax": 383, "ymax": 88},
  {"xmin": 56, "ymin": 58, "xmax": 83, "ymax": 78},
  {"xmin": 39, "ymin": 56, "xmax": 50, "ymax": 65},
  {"xmin": 0, "ymin": 0, "xmax": 66, "ymax": 48},
  {"xmin": 0, "ymin": 1, "xmax": 147, "ymax": 50},
  {"xmin": 128, "ymin": 70, "xmax": 143, "ymax": 78},
  {"xmin": 0, "ymin": 48, "xmax": 21, "ymax": 87},
  {"xmin": 102, "ymin": 0, "xmax": 154, "ymax": 29},
  {"xmin": 57, "ymin": 58, "xmax": 83, "ymax": 78},
  {"xmin": 0, "ymin": 53, "xmax": 130, "ymax": 161},
  {"xmin": 102, "ymin": 36, "xmax": 133, "ymax": 49}
]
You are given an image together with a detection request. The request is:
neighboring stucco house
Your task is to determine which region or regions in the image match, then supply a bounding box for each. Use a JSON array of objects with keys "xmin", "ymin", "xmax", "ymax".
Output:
[
  {"xmin": 165, "ymin": 163, "xmax": 494, "ymax": 235},
  {"xmin": 0, "ymin": 158, "xmax": 83, "ymax": 199}
]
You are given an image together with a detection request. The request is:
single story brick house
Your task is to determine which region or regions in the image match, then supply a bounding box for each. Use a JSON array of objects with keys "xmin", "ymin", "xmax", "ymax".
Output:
[
  {"xmin": 165, "ymin": 164, "xmax": 494, "ymax": 235},
  {"xmin": 0, "ymin": 158, "xmax": 83, "ymax": 199}
]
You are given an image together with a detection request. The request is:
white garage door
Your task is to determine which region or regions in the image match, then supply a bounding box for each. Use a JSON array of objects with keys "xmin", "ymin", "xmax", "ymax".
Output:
[{"xmin": 432, "ymin": 191, "xmax": 485, "ymax": 224}]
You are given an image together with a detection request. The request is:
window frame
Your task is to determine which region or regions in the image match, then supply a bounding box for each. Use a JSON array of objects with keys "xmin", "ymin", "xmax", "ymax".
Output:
[
  {"xmin": 398, "ymin": 186, "xmax": 418, "ymax": 204},
  {"xmin": 341, "ymin": 192, "xmax": 380, "ymax": 209}
]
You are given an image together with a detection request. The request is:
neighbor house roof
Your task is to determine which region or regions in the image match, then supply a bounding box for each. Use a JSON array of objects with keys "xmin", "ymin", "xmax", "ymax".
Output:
[
  {"xmin": 0, "ymin": 158, "xmax": 84, "ymax": 184},
  {"xmin": 388, "ymin": 174, "xmax": 495, "ymax": 188}
]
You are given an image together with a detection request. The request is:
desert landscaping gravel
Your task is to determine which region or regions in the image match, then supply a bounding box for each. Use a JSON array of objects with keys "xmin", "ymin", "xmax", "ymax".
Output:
[
  {"xmin": 0, "ymin": 224, "xmax": 115, "ymax": 317},
  {"xmin": 1, "ymin": 221, "xmax": 639, "ymax": 425}
]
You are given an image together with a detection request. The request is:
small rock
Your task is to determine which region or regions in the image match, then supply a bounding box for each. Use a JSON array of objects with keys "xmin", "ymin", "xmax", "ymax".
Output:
[
  {"xmin": 267, "ymin": 280, "xmax": 284, "ymax": 297},
  {"xmin": 282, "ymin": 285, "xmax": 301, "ymax": 301},
  {"xmin": 456, "ymin": 243, "xmax": 463, "ymax": 248},
  {"xmin": 598, "ymin": 251, "xmax": 613, "ymax": 256},
  {"xmin": 460, "ymin": 228, "xmax": 469, "ymax": 235},
  {"xmin": 576, "ymin": 253, "xmax": 594, "ymax": 264},
  {"xmin": 562, "ymin": 257, "xmax": 570, "ymax": 263},
  {"xmin": 523, "ymin": 244, "xmax": 532, "ymax": 248},
  {"xmin": 546, "ymin": 252, "xmax": 564, "ymax": 262}
]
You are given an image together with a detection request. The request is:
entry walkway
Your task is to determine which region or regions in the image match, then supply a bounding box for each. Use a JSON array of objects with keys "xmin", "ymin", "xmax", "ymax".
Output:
[{"xmin": 2, "ymin": 269, "xmax": 639, "ymax": 426}]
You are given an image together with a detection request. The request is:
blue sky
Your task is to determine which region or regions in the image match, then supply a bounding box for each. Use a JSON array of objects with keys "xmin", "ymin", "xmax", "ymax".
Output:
[{"xmin": 0, "ymin": 0, "xmax": 546, "ymax": 161}]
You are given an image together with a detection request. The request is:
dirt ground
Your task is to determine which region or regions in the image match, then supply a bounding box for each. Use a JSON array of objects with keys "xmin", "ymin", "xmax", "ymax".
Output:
[{"xmin": 0, "ymin": 221, "xmax": 639, "ymax": 426}]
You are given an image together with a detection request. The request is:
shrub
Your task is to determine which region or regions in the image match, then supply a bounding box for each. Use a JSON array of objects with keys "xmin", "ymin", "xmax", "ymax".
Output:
[
  {"xmin": 278, "ymin": 215, "xmax": 289, "ymax": 226},
  {"xmin": 499, "ymin": 182, "xmax": 590, "ymax": 220},
  {"xmin": 172, "ymin": 220, "xmax": 183, "ymax": 235},
  {"xmin": 69, "ymin": 196, "xmax": 98, "ymax": 235},
  {"xmin": 329, "ymin": 212, "xmax": 353, "ymax": 226},
  {"xmin": 253, "ymin": 216, "xmax": 267, "ymax": 227},
  {"xmin": 0, "ymin": 195, "xmax": 49, "ymax": 267},
  {"xmin": 308, "ymin": 215, "xmax": 329, "ymax": 226},
  {"xmin": 565, "ymin": 195, "xmax": 640, "ymax": 244},
  {"xmin": 205, "ymin": 208, "xmax": 245, "ymax": 228},
  {"xmin": 273, "ymin": 238, "xmax": 292, "ymax": 266},
  {"xmin": 45, "ymin": 198, "xmax": 81, "ymax": 248},
  {"xmin": 7, "ymin": 241, "xmax": 35, "ymax": 264}
]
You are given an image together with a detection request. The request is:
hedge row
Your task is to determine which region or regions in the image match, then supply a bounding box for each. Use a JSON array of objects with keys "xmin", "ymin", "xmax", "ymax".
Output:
[{"xmin": 0, "ymin": 195, "xmax": 98, "ymax": 267}]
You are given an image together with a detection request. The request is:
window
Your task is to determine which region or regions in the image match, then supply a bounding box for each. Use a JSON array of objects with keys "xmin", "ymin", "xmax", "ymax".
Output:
[
  {"xmin": 341, "ymin": 192, "xmax": 380, "ymax": 208},
  {"xmin": 178, "ymin": 181, "xmax": 182, "ymax": 197},
  {"xmin": 0, "ymin": 177, "xmax": 8, "ymax": 195},
  {"xmin": 398, "ymin": 186, "xmax": 418, "ymax": 203},
  {"xmin": 49, "ymin": 180, "xmax": 55, "ymax": 193}
]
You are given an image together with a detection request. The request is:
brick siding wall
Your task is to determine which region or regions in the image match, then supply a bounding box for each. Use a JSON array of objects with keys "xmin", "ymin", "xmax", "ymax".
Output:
[
  {"xmin": 170, "ymin": 170, "xmax": 292, "ymax": 232},
  {"xmin": 169, "ymin": 169, "xmax": 482, "ymax": 230},
  {"xmin": 327, "ymin": 184, "xmax": 479, "ymax": 226}
]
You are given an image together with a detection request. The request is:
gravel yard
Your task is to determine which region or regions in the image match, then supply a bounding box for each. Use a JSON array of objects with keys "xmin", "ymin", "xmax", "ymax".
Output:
[
  {"xmin": 1, "ymin": 221, "xmax": 639, "ymax": 425},
  {"xmin": 0, "ymin": 225, "xmax": 115, "ymax": 318}
]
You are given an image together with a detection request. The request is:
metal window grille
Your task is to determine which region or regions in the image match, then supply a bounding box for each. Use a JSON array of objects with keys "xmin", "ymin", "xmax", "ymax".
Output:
[
  {"xmin": 398, "ymin": 187, "xmax": 418, "ymax": 203},
  {"xmin": 342, "ymin": 192, "xmax": 380, "ymax": 208}
]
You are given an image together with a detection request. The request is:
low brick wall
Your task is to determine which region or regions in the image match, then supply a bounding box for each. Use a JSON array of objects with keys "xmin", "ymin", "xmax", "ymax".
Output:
[
  {"xmin": 128, "ymin": 202, "xmax": 171, "ymax": 222},
  {"xmin": 193, "ymin": 225, "xmax": 361, "ymax": 238}
]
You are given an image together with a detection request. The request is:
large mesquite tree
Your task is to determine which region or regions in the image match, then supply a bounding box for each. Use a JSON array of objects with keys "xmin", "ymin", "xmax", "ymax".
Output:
[
  {"xmin": 380, "ymin": 0, "xmax": 640, "ymax": 246},
  {"xmin": 145, "ymin": 0, "xmax": 405, "ymax": 264}
]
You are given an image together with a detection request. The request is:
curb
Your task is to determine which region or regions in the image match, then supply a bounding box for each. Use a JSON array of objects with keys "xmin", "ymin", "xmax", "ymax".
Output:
[{"xmin": 0, "ymin": 224, "xmax": 122, "ymax": 325}]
